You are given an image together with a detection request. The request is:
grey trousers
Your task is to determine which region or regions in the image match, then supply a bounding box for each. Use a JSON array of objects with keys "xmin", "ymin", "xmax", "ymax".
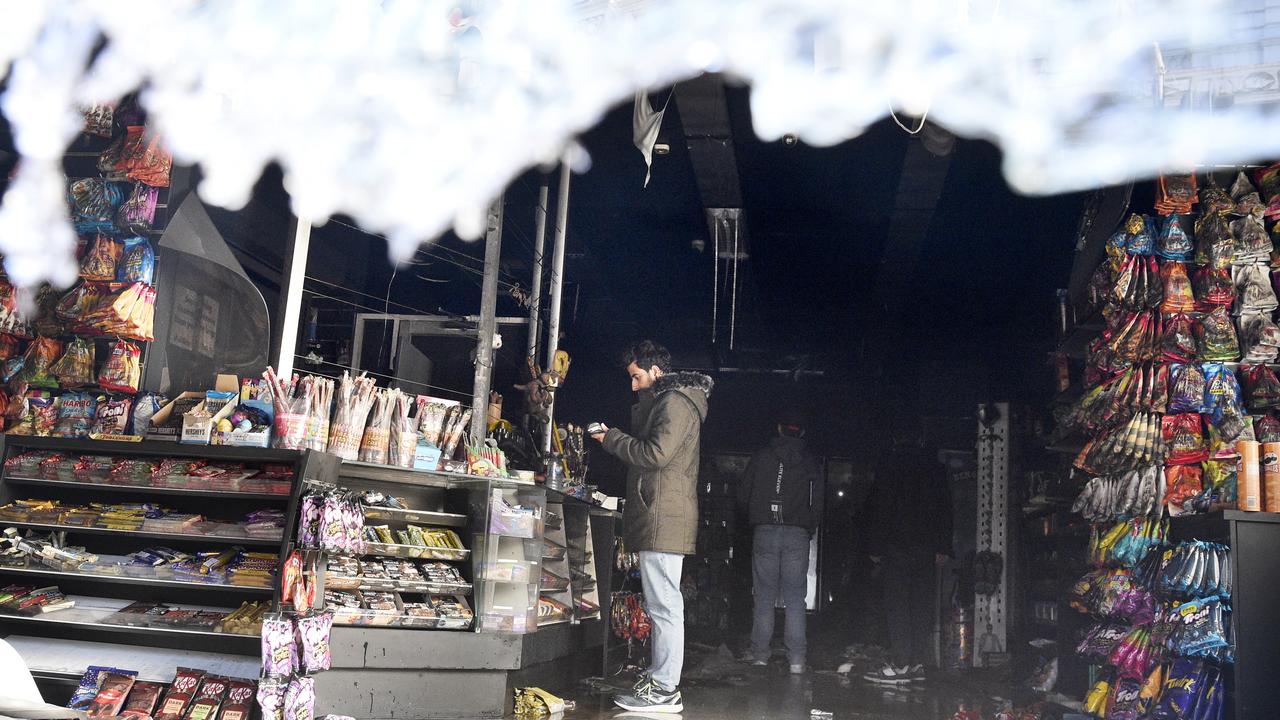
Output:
[
  {"xmin": 750, "ymin": 524, "xmax": 810, "ymax": 665},
  {"xmin": 639, "ymin": 550, "xmax": 685, "ymax": 690}
]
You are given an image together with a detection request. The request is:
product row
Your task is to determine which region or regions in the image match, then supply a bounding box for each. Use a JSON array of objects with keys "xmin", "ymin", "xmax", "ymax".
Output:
[
  {"xmin": 323, "ymin": 556, "xmax": 469, "ymax": 592},
  {"xmin": 323, "ymin": 588, "xmax": 474, "ymax": 629},
  {"xmin": 0, "ymin": 534, "xmax": 278, "ymax": 589},
  {"xmin": 0, "ymin": 501, "xmax": 285, "ymax": 540},
  {"xmin": 68, "ymin": 665, "xmax": 254, "ymax": 720},
  {"xmin": 5, "ymin": 450, "xmax": 295, "ymax": 493}
]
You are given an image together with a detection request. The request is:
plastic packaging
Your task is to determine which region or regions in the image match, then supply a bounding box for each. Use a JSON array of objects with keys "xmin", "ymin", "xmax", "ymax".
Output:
[{"xmin": 1237, "ymin": 440, "xmax": 1262, "ymax": 511}]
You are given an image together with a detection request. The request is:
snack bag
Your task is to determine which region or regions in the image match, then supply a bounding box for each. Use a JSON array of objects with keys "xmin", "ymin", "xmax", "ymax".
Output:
[
  {"xmin": 118, "ymin": 236, "xmax": 155, "ymax": 285},
  {"xmin": 69, "ymin": 178, "xmax": 126, "ymax": 235},
  {"xmin": 1161, "ymin": 314, "xmax": 1198, "ymax": 363},
  {"xmin": 1158, "ymin": 214, "xmax": 1195, "ymax": 260},
  {"xmin": 298, "ymin": 610, "xmax": 334, "ymax": 673},
  {"xmin": 132, "ymin": 392, "xmax": 165, "ymax": 435},
  {"xmin": 83, "ymin": 104, "xmax": 114, "ymax": 138},
  {"xmin": 1167, "ymin": 364, "xmax": 1206, "ymax": 414},
  {"xmin": 1196, "ymin": 306, "xmax": 1240, "ymax": 362},
  {"xmin": 1193, "ymin": 266, "xmax": 1235, "ymax": 307},
  {"xmin": 255, "ymin": 677, "xmax": 287, "ymax": 720},
  {"xmin": 80, "ymin": 235, "xmax": 123, "ymax": 281},
  {"xmin": 1194, "ymin": 212, "xmax": 1235, "ymax": 270},
  {"xmin": 119, "ymin": 125, "xmax": 173, "ymax": 187},
  {"xmin": 1153, "ymin": 659, "xmax": 1205, "ymax": 720},
  {"xmin": 1165, "ymin": 465, "xmax": 1204, "ymax": 509},
  {"xmin": 260, "ymin": 613, "xmax": 296, "ymax": 676},
  {"xmin": 282, "ymin": 677, "xmax": 314, "ymax": 720},
  {"xmin": 1164, "ymin": 413, "xmax": 1208, "ymax": 465},
  {"xmin": 116, "ymin": 184, "xmax": 159, "ymax": 236},
  {"xmin": 92, "ymin": 396, "xmax": 134, "ymax": 436},
  {"xmin": 56, "ymin": 391, "xmax": 98, "ymax": 439},
  {"xmin": 0, "ymin": 334, "xmax": 19, "ymax": 362},
  {"xmin": 99, "ymin": 339, "xmax": 142, "ymax": 393},
  {"xmin": 1160, "ymin": 262, "xmax": 1196, "ymax": 314},
  {"xmin": 50, "ymin": 336, "xmax": 95, "ymax": 388},
  {"xmin": 20, "ymin": 337, "xmax": 64, "ymax": 389}
]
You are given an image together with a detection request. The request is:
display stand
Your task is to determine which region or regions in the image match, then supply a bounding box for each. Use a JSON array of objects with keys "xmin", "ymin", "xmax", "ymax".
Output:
[
  {"xmin": 309, "ymin": 463, "xmax": 618, "ymax": 719},
  {"xmin": 1169, "ymin": 510, "xmax": 1280, "ymax": 720},
  {"xmin": 0, "ymin": 435, "xmax": 338, "ymax": 699},
  {"xmin": 539, "ymin": 502, "xmax": 573, "ymax": 626}
]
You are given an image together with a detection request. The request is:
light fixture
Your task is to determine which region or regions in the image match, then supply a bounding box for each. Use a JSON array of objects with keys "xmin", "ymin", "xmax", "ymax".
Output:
[{"xmin": 783, "ymin": 134, "xmax": 799, "ymax": 146}]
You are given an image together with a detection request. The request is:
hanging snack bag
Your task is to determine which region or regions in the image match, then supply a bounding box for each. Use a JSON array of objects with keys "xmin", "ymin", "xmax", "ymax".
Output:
[
  {"xmin": 69, "ymin": 178, "xmax": 127, "ymax": 235},
  {"xmin": 116, "ymin": 184, "xmax": 159, "ymax": 236},
  {"xmin": 261, "ymin": 613, "xmax": 296, "ymax": 676},
  {"xmin": 99, "ymin": 339, "xmax": 142, "ymax": 393},
  {"xmin": 255, "ymin": 677, "xmax": 287, "ymax": 720},
  {"xmin": 1168, "ymin": 364, "xmax": 1206, "ymax": 413},
  {"xmin": 1196, "ymin": 306, "xmax": 1240, "ymax": 362},
  {"xmin": 1194, "ymin": 212, "xmax": 1236, "ymax": 270},
  {"xmin": 1157, "ymin": 174, "xmax": 1198, "ymax": 215},
  {"xmin": 1165, "ymin": 465, "xmax": 1204, "ymax": 509},
  {"xmin": 282, "ymin": 677, "xmax": 315, "ymax": 720},
  {"xmin": 1234, "ymin": 215, "xmax": 1273, "ymax": 259},
  {"xmin": 92, "ymin": 396, "xmax": 134, "ymax": 436},
  {"xmin": 1127, "ymin": 214, "xmax": 1157, "ymax": 255},
  {"xmin": 0, "ymin": 334, "xmax": 19, "ymax": 363},
  {"xmin": 298, "ymin": 610, "xmax": 335, "ymax": 673},
  {"xmin": 1200, "ymin": 177, "xmax": 1235, "ymax": 215},
  {"xmin": 388, "ymin": 390, "xmax": 417, "ymax": 468},
  {"xmin": 50, "ymin": 336, "xmax": 95, "ymax": 388},
  {"xmin": 1194, "ymin": 266, "xmax": 1235, "ymax": 307},
  {"xmin": 119, "ymin": 125, "xmax": 173, "ymax": 188},
  {"xmin": 1153, "ymin": 659, "xmax": 1205, "ymax": 720},
  {"xmin": 1161, "ymin": 314, "xmax": 1198, "ymax": 363},
  {"xmin": 80, "ymin": 235, "xmax": 123, "ymax": 281},
  {"xmin": 1204, "ymin": 363, "xmax": 1246, "ymax": 440},
  {"xmin": 1164, "ymin": 413, "xmax": 1208, "ymax": 465},
  {"xmin": 118, "ymin": 237, "xmax": 155, "ymax": 285},
  {"xmin": 20, "ymin": 337, "xmax": 63, "ymax": 389},
  {"xmin": 1160, "ymin": 262, "xmax": 1196, "ymax": 314},
  {"xmin": 82, "ymin": 104, "xmax": 115, "ymax": 138},
  {"xmin": 1158, "ymin": 214, "xmax": 1195, "ymax": 260},
  {"xmin": 1234, "ymin": 263, "xmax": 1278, "ymax": 314}
]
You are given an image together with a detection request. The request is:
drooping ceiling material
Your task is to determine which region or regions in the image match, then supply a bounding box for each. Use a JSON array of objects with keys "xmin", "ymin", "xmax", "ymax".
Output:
[{"xmin": 674, "ymin": 74, "xmax": 751, "ymax": 350}]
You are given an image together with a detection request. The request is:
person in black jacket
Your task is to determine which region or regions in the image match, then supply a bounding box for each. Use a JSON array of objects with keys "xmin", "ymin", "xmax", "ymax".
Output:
[
  {"xmin": 738, "ymin": 407, "xmax": 823, "ymax": 674},
  {"xmin": 861, "ymin": 431, "xmax": 952, "ymax": 684}
]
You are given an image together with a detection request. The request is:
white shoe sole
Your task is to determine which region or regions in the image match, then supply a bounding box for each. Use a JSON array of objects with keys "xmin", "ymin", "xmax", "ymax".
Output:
[
  {"xmin": 862, "ymin": 675, "xmax": 915, "ymax": 685},
  {"xmin": 613, "ymin": 700, "xmax": 685, "ymax": 714}
]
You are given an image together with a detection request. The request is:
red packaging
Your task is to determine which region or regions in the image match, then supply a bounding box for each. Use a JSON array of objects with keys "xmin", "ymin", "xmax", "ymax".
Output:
[
  {"xmin": 182, "ymin": 676, "xmax": 230, "ymax": 720},
  {"xmin": 215, "ymin": 679, "xmax": 258, "ymax": 720},
  {"xmin": 155, "ymin": 667, "xmax": 206, "ymax": 720},
  {"xmin": 1164, "ymin": 465, "xmax": 1203, "ymax": 508},
  {"xmin": 87, "ymin": 672, "xmax": 136, "ymax": 717},
  {"xmin": 1163, "ymin": 413, "xmax": 1209, "ymax": 465},
  {"xmin": 121, "ymin": 681, "xmax": 164, "ymax": 719}
]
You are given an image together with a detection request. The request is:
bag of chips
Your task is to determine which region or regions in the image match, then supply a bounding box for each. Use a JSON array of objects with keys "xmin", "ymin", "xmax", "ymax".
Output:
[
  {"xmin": 1158, "ymin": 215, "xmax": 1195, "ymax": 260},
  {"xmin": 118, "ymin": 237, "xmax": 155, "ymax": 285},
  {"xmin": 1238, "ymin": 313, "xmax": 1280, "ymax": 363},
  {"xmin": 1153, "ymin": 659, "xmax": 1206, "ymax": 720},
  {"xmin": 1234, "ymin": 263, "xmax": 1278, "ymax": 314},
  {"xmin": 1204, "ymin": 363, "xmax": 1246, "ymax": 440},
  {"xmin": 1161, "ymin": 262, "xmax": 1197, "ymax": 314},
  {"xmin": 82, "ymin": 104, "xmax": 115, "ymax": 138},
  {"xmin": 1199, "ymin": 176, "xmax": 1234, "ymax": 216},
  {"xmin": 1193, "ymin": 266, "xmax": 1235, "ymax": 307},
  {"xmin": 99, "ymin": 339, "xmax": 143, "ymax": 393},
  {"xmin": 1161, "ymin": 314, "xmax": 1198, "ymax": 363},
  {"xmin": 1196, "ymin": 306, "xmax": 1240, "ymax": 361},
  {"xmin": 1243, "ymin": 364, "xmax": 1280, "ymax": 410},
  {"xmin": 1157, "ymin": 174, "xmax": 1198, "ymax": 216},
  {"xmin": 1234, "ymin": 215, "xmax": 1272, "ymax": 261},
  {"xmin": 1168, "ymin": 364, "xmax": 1206, "ymax": 413},
  {"xmin": 118, "ymin": 125, "xmax": 173, "ymax": 188},
  {"xmin": 116, "ymin": 184, "xmax": 159, "ymax": 236},
  {"xmin": 1194, "ymin": 213, "xmax": 1236, "ymax": 270},
  {"xmin": 91, "ymin": 396, "xmax": 133, "ymax": 436},
  {"xmin": 69, "ymin": 178, "xmax": 127, "ymax": 235},
  {"xmin": 80, "ymin": 235, "xmax": 123, "ymax": 281},
  {"xmin": 50, "ymin": 336, "xmax": 95, "ymax": 388},
  {"xmin": 20, "ymin": 337, "xmax": 64, "ymax": 389},
  {"xmin": 1165, "ymin": 413, "xmax": 1208, "ymax": 465}
]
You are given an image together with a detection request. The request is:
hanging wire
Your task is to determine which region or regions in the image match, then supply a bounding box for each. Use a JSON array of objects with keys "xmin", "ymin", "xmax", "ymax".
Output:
[
  {"xmin": 889, "ymin": 103, "xmax": 930, "ymax": 135},
  {"xmin": 294, "ymin": 356, "xmax": 473, "ymax": 400},
  {"xmin": 730, "ymin": 216, "xmax": 739, "ymax": 350},
  {"xmin": 304, "ymin": 274, "xmax": 438, "ymax": 316},
  {"xmin": 711, "ymin": 219, "xmax": 719, "ymax": 344}
]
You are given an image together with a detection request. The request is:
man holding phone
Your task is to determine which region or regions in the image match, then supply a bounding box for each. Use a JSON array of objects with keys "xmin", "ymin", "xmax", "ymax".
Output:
[{"xmin": 591, "ymin": 340, "xmax": 712, "ymax": 714}]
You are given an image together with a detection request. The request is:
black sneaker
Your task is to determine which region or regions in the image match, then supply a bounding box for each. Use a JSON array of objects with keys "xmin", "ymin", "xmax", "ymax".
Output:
[
  {"xmin": 613, "ymin": 678, "xmax": 683, "ymax": 714},
  {"xmin": 861, "ymin": 664, "xmax": 920, "ymax": 685}
]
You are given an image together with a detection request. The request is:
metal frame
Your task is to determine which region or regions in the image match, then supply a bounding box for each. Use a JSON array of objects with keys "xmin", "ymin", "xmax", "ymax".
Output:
[
  {"xmin": 348, "ymin": 313, "xmax": 528, "ymax": 379},
  {"xmin": 974, "ymin": 402, "xmax": 1009, "ymax": 667}
]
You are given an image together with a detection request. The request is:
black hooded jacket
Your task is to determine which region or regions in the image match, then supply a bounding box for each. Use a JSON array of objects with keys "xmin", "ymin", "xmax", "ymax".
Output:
[{"xmin": 738, "ymin": 435, "xmax": 824, "ymax": 532}]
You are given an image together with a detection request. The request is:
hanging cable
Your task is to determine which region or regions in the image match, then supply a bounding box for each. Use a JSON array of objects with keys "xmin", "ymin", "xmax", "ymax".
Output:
[
  {"xmin": 711, "ymin": 220, "xmax": 719, "ymax": 344},
  {"xmin": 730, "ymin": 216, "xmax": 739, "ymax": 350},
  {"xmin": 889, "ymin": 103, "xmax": 930, "ymax": 135}
]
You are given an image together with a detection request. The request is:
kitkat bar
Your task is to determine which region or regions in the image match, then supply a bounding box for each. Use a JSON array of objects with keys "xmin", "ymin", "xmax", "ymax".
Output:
[
  {"xmin": 87, "ymin": 672, "xmax": 136, "ymax": 717},
  {"xmin": 121, "ymin": 681, "xmax": 163, "ymax": 720},
  {"xmin": 182, "ymin": 675, "xmax": 230, "ymax": 720},
  {"xmin": 215, "ymin": 679, "xmax": 257, "ymax": 720},
  {"xmin": 155, "ymin": 667, "xmax": 206, "ymax": 720}
]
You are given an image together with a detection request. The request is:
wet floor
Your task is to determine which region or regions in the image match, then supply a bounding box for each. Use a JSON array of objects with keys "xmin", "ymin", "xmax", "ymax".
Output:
[{"xmin": 553, "ymin": 653, "xmax": 1057, "ymax": 720}]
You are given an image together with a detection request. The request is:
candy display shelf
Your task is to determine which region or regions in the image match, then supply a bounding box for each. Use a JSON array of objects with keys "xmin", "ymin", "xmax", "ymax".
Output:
[
  {"xmin": 0, "ymin": 433, "xmax": 340, "ymax": 697},
  {"xmin": 0, "ymin": 565, "xmax": 274, "ymax": 594},
  {"xmin": 5, "ymin": 475, "xmax": 288, "ymax": 501},
  {"xmin": 0, "ymin": 520, "xmax": 284, "ymax": 547}
]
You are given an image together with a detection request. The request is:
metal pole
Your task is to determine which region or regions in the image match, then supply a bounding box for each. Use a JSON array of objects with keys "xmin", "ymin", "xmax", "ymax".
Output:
[
  {"xmin": 470, "ymin": 197, "xmax": 504, "ymax": 446},
  {"xmin": 528, "ymin": 177, "xmax": 550, "ymax": 363},
  {"xmin": 543, "ymin": 162, "xmax": 571, "ymax": 453},
  {"xmin": 273, "ymin": 217, "xmax": 312, "ymax": 379}
]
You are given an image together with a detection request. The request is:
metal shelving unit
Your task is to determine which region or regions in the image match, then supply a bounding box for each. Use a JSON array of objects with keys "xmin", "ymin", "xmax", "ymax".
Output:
[
  {"xmin": 6, "ymin": 475, "xmax": 288, "ymax": 502},
  {"xmin": 0, "ymin": 521, "xmax": 283, "ymax": 547}
]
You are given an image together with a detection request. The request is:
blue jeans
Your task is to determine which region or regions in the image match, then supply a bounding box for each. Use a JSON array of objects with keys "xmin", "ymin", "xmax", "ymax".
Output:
[
  {"xmin": 750, "ymin": 524, "xmax": 810, "ymax": 665},
  {"xmin": 639, "ymin": 551, "xmax": 685, "ymax": 691}
]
